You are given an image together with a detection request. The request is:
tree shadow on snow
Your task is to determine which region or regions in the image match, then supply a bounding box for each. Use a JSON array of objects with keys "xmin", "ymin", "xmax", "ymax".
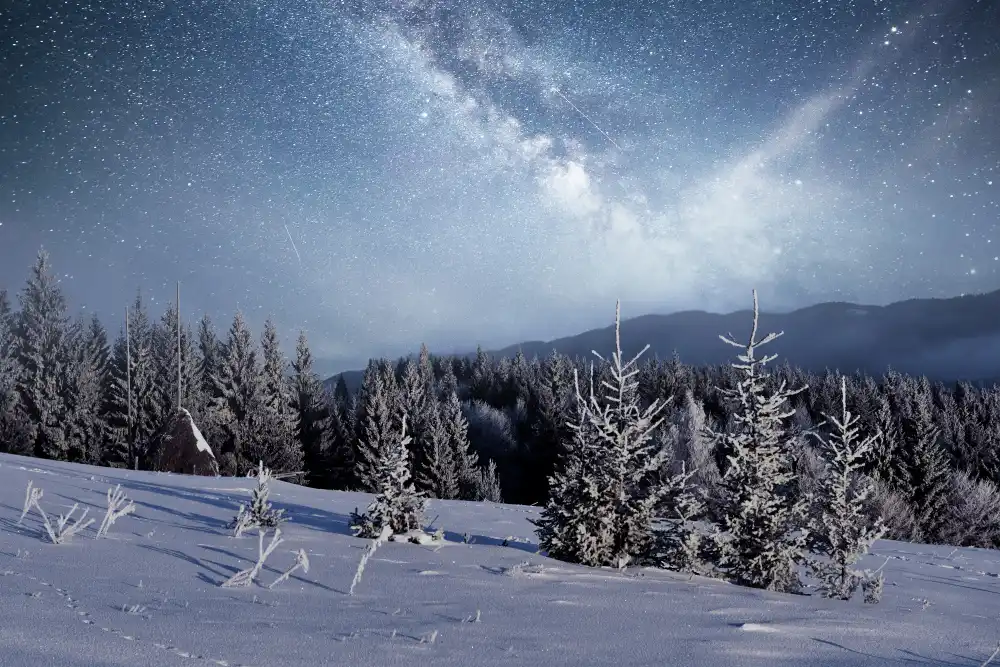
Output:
[{"xmin": 136, "ymin": 543, "xmax": 232, "ymax": 580}]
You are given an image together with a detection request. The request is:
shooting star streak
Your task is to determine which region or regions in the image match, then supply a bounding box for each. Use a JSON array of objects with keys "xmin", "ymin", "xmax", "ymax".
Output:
[
  {"xmin": 551, "ymin": 87, "xmax": 622, "ymax": 151},
  {"xmin": 283, "ymin": 224, "xmax": 302, "ymax": 264}
]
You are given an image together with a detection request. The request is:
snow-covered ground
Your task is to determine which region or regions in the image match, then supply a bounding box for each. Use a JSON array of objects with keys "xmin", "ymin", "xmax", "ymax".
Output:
[{"xmin": 1, "ymin": 453, "xmax": 998, "ymax": 667}]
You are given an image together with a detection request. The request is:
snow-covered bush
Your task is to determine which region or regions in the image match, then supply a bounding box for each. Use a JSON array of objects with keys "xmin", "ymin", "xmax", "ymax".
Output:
[
  {"xmin": 806, "ymin": 377, "xmax": 886, "ymax": 602},
  {"xmin": 230, "ymin": 461, "xmax": 286, "ymax": 537},
  {"xmin": 350, "ymin": 414, "xmax": 426, "ymax": 539},
  {"xmin": 707, "ymin": 290, "xmax": 809, "ymax": 593}
]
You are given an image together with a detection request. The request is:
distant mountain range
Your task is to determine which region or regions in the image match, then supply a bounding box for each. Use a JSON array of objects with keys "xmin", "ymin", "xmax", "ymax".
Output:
[{"xmin": 325, "ymin": 289, "xmax": 1000, "ymax": 392}]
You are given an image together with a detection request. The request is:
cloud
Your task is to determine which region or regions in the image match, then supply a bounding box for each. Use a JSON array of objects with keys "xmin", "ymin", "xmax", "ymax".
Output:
[{"xmin": 357, "ymin": 7, "xmax": 864, "ymax": 321}]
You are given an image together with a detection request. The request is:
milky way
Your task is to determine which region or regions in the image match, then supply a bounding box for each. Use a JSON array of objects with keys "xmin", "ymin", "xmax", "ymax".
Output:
[{"xmin": 1, "ymin": 0, "xmax": 998, "ymax": 373}]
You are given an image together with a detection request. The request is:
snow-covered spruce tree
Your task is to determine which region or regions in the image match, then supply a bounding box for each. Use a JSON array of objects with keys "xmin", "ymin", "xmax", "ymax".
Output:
[
  {"xmin": 15, "ymin": 250, "xmax": 74, "ymax": 461},
  {"xmin": 899, "ymin": 400, "xmax": 952, "ymax": 542},
  {"xmin": 62, "ymin": 316, "xmax": 110, "ymax": 464},
  {"xmin": 673, "ymin": 389, "xmax": 721, "ymax": 502},
  {"xmin": 255, "ymin": 319, "xmax": 303, "ymax": 475},
  {"xmin": 350, "ymin": 414, "xmax": 426, "ymax": 539},
  {"xmin": 0, "ymin": 289, "xmax": 30, "ymax": 455},
  {"xmin": 152, "ymin": 302, "xmax": 204, "ymax": 420},
  {"xmin": 415, "ymin": 400, "xmax": 460, "ymax": 500},
  {"xmin": 441, "ymin": 390, "xmax": 484, "ymax": 499},
  {"xmin": 353, "ymin": 360, "xmax": 401, "ymax": 492},
  {"xmin": 533, "ymin": 363, "xmax": 613, "ymax": 566},
  {"xmin": 102, "ymin": 293, "xmax": 161, "ymax": 468},
  {"xmin": 209, "ymin": 311, "xmax": 263, "ymax": 475},
  {"xmin": 477, "ymin": 458, "xmax": 503, "ymax": 502},
  {"xmin": 806, "ymin": 376, "xmax": 887, "ymax": 601},
  {"xmin": 290, "ymin": 332, "xmax": 328, "ymax": 487},
  {"xmin": 535, "ymin": 301, "xmax": 692, "ymax": 569},
  {"xmin": 708, "ymin": 290, "xmax": 809, "ymax": 593},
  {"xmin": 231, "ymin": 461, "xmax": 287, "ymax": 537}
]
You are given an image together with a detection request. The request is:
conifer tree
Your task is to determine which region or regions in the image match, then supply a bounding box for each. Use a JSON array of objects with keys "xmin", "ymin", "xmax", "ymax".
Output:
[
  {"xmin": 153, "ymin": 302, "xmax": 203, "ymax": 419},
  {"xmin": 354, "ymin": 360, "xmax": 401, "ymax": 492},
  {"xmin": 15, "ymin": 251, "xmax": 73, "ymax": 460},
  {"xmin": 63, "ymin": 316, "xmax": 109, "ymax": 463},
  {"xmin": 441, "ymin": 390, "xmax": 481, "ymax": 499},
  {"xmin": 535, "ymin": 302, "xmax": 683, "ymax": 569},
  {"xmin": 103, "ymin": 294, "xmax": 160, "ymax": 468},
  {"xmin": 350, "ymin": 414, "xmax": 425, "ymax": 538},
  {"xmin": 399, "ymin": 356, "xmax": 429, "ymax": 474},
  {"xmin": 0, "ymin": 289, "xmax": 29, "ymax": 454},
  {"xmin": 255, "ymin": 319, "xmax": 302, "ymax": 474},
  {"xmin": 708, "ymin": 290, "xmax": 809, "ymax": 593},
  {"xmin": 415, "ymin": 400, "xmax": 460, "ymax": 499},
  {"xmin": 900, "ymin": 401, "xmax": 951, "ymax": 541},
  {"xmin": 210, "ymin": 311, "xmax": 263, "ymax": 474},
  {"xmin": 291, "ymin": 332, "xmax": 327, "ymax": 487},
  {"xmin": 807, "ymin": 377, "xmax": 886, "ymax": 601}
]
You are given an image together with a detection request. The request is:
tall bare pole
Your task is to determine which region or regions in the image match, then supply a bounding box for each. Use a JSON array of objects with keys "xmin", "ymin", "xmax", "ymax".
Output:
[
  {"xmin": 125, "ymin": 305, "xmax": 134, "ymax": 469},
  {"xmin": 177, "ymin": 281, "xmax": 182, "ymax": 411}
]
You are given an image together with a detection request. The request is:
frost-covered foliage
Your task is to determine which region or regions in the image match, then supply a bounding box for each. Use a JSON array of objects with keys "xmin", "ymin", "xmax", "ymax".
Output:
[
  {"xmin": 535, "ymin": 302, "xmax": 691, "ymax": 570},
  {"xmin": 806, "ymin": 377, "xmax": 886, "ymax": 601},
  {"xmin": 939, "ymin": 471, "xmax": 1000, "ymax": 548},
  {"xmin": 350, "ymin": 414, "xmax": 426, "ymax": 539},
  {"xmin": 867, "ymin": 476, "xmax": 921, "ymax": 542},
  {"xmin": 268, "ymin": 548, "xmax": 310, "ymax": 590},
  {"xmin": 221, "ymin": 527, "xmax": 284, "ymax": 588},
  {"xmin": 707, "ymin": 290, "xmax": 808, "ymax": 593},
  {"xmin": 652, "ymin": 462, "xmax": 709, "ymax": 574},
  {"xmin": 19, "ymin": 480, "xmax": 94, "ymax": 543},
  {"xmin": 476, "ymin": 459, "xmax": 503, "ymax": 503},
  {"xmin": 96, "ymin": 484, "xmax": 136, "ymax": 538},
  {"xmin": 231, "ymin": 461, "xmax": 286, "ymax": 537},
  {"xmin": 350, "ymin": 524, "xmax": 391, "ymax": 595}
]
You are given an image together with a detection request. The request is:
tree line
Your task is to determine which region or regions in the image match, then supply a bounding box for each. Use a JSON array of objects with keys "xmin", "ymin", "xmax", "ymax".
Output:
[{"xmin": 1, "ymin": 250, "xmax": 999, "ymax": 554}]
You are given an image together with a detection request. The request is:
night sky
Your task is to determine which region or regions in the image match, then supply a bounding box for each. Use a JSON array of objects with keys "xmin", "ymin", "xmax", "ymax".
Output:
[{"xmin": 1, "ymin": 0, "xmax": 998, "ymax": 374}]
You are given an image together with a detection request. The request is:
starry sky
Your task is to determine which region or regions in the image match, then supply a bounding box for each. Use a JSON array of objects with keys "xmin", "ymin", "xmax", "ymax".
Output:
[{"xmin": 1, "ymin": 0, "xmax": 998, "ymax": 374}]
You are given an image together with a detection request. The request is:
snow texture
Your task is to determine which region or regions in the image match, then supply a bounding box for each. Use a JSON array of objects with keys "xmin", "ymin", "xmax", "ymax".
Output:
[{"xmin": 1, "ymin": 452, "xmax": 999, "ymax": 667}]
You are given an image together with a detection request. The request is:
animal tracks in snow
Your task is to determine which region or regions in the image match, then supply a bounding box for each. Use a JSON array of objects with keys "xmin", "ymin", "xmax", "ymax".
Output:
[{"xmin": 1, "ymin": 567, "xmax": 253, "ymax": 667}]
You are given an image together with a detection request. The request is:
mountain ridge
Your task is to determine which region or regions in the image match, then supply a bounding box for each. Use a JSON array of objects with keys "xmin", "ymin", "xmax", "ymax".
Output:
[{"xmin": 325, "ymin": 288, "xmax": 1000, "ymax": 391}]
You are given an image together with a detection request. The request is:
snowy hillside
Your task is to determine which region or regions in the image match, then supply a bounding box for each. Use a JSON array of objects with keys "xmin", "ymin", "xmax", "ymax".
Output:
[{"xmin": 1, "ymin": 453, "xmax": 998, "ymax": 667}]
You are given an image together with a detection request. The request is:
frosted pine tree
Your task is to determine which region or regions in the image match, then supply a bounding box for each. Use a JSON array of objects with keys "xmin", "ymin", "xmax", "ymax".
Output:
[
  {"xmin": 256, "ymin": 319, "xmax": 302, "ymax": 474},
  {"xmin": 210, "ymin": 312, "xmax": 264, "ymax": 474},
  {"xmin": 290, "ymin": 332, "xmax": 327, "ymax": 487},
  {"xmin": 534, "ymin": 364, "xmax": 614, "ymax": 566},
  {"xmin": 807, "ymin": 376, "xmax": 887, "ymax": 601},
  {"xmin": 63, "ymin": 316, "xmax": 109, "ymax": 464},
  {"xmin": 15, "ymin": 251, "xmax": 73, "ymax": 460},
  {"xmin": 535, "ymin": 302, "xmax": 683, "ymax": 569},
  {"xmin": 414, "ymin": 401, "xmax": 460, "ymax": 499},
  {"xmin": 441, "ymin": 391, "xmax": 481, "ymax": 499},
  {"xmin": 354, "ymin": 360, "xmax": 400, "ymax": 492},
  {"xmin": 350, "ymin": 414, "xmax": 426, "ymax": 538},
  {"xmin": 708, "ymin": 290, "xmax": 809, "ymax": 593},
  {"xmin": 900, "ymin": 401, "xmax": 951, "ymax": 541},
  {"xmin": 0, "ymin": 289, "xmax": 29, "ymax": 455},
  {"xmin": 476, "ymin": 459, "xmax": 503, "ymax": 502},
  {"xmin": 153, "ymin": 302, "xmax": 204, "ymax": 419},
  {"xmin": 231, "ymin": 461, "xmax": 287, "ymax": 537}
]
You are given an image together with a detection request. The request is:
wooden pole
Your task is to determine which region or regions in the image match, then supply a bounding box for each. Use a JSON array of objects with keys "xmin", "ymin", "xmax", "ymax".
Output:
[
  {"xmin": 125, "ymin": 305, "xmax": 134, "ymax": 470},
  {"xmin": 177, "ymin": 281, "xmax": 182, "ymax": 411}
]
